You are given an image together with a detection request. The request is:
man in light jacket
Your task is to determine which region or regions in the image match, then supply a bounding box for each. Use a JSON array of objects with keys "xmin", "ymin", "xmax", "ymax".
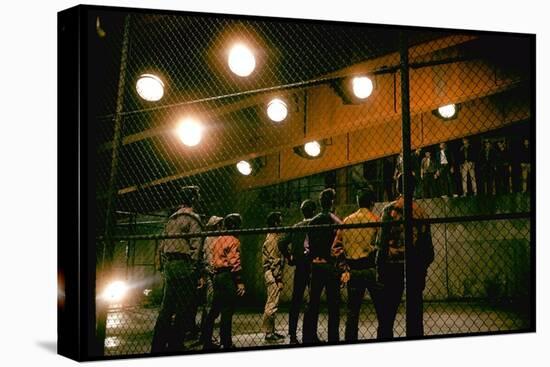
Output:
[{"xmin": 262, "ymin": 212, "xmax": 285, "ymax": 342}]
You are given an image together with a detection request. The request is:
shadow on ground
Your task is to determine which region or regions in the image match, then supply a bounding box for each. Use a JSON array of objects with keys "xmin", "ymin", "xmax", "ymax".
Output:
[{"xmin": 36, "ymin": 340, "xmax": 57, "ymax": 354}]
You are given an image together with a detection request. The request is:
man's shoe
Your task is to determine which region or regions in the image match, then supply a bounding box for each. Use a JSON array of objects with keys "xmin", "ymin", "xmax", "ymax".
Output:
[
  {"xmin": 273, "ymin": 332, "xmax": 285, "ymax": 340},
  {"xmin": 265, "ymin": 333, "xmax": 281, "ymax": 342},
  {"xmin": 186, "ymin": 324, "xmax": 200, "ymax": 340},
  {"xmin": 289, "ymin": 336, "xmax": 299, "ymax": 344},
  {"xmin": 312, "ymin": 336, "xmax": 325, "ymax": 344},
  {"xmin": 202, "ymin": 342, "xmax": 221, "ymax": 351},
  {"xmin": 200, "ymin": 336, "xmax": 219, "ymax": 345}
]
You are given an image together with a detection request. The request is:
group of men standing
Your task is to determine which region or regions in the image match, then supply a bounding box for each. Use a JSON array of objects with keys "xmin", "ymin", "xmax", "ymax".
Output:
[
  {"xmin": 394, "ymin": 137, "xmax": 531, "ymax": 199},
  {"xmin": 151, "ymin": 186, "xmax": 245, "ymax": 353},
  {"xmin": 266, "ymin": 187, "xmax": 434, "ymax": 344},
  {"xmin": 150, "ymin": 182, "xmax": 435, "ymax": 353}
]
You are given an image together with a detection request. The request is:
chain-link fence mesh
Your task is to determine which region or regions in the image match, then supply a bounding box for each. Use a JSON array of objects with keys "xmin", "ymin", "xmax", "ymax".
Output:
[{"xmin": 88, "ymin": 8, "xmax": 533, "ymax": 358}]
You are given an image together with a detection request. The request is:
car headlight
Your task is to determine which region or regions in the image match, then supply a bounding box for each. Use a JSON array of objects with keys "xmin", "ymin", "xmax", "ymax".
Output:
[{"xmin": 102, "ymin": 281, "xmax": 128, "ymax": 302}]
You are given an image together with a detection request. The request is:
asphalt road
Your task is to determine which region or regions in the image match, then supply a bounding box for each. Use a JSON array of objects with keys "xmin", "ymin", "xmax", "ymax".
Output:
[{"xmin": 103, "ymin": 301, "xmax": 530, "ymax": 356}]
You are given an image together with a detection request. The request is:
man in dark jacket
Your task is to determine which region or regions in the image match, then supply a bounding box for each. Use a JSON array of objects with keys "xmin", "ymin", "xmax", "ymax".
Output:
[
  {"xmin": 381, "ymin": 156, "xmax": 395, "ymax": 201},
  {"xmin": 479, "ymin": 140, "xmax": 497, "ymax": 195},
  {"xmin": 303, "ymin": 188, "xmax": 342, "ymax": 344},
  {"xmin": 421, "ymin": 150, "xmax": 437, "ymax": 198},
  {"xmin": 411, "ymin": 148, "xmax": 423, "ymax": 198},
  {"xmin": 278, "ymin": 199, "xmax": 317, "ymax": 344},
  {"xmin": 394, "ymin": 153, "xmax": 404, "ymax": 196},
  {"xmin": 495, "ymin": 140, "xmax": 512, "ymax": 194},
  {"xmin": 376, "ymin": 190, "xmax": 434, "ymax": 338}
]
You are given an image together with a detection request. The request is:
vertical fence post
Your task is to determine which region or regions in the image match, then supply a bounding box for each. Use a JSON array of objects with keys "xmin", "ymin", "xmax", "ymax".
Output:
[
  {"xmin": 95, "ymin": 14, "xmax": 131, "ymax": 356},
  {"xmin": 399, "ymin": 31, "xmax": 415, "ymax": 337}
]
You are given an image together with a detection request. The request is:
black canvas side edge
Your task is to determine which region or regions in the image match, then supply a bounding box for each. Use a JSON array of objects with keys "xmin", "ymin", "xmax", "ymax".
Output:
[
  {"xmin": 529, "ymin": 34, "xmax": 536, "ymax": 332},
  {"xmin": 57, "ymin": 5, "xmax": 84, "ymax": 362},
  {"xmin": 82, "ymin": 5, "xmax": 99, "ymax": 360}
]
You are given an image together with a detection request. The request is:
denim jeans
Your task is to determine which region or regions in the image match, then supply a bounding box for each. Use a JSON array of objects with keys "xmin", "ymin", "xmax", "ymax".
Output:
[
  {"xmin": 345, "ymin": 267, "xmax": 382, "ymax": 341},
  {"xmin": 288, "ymin": 260, "xmax": 310, "ymax": 338},
  {"xmin": 377, "ymin": 263, "xmax": 427, "ymax": 338},
  {"xmin": 201, "ymin": 271, "xmax": 237, "ymax": 348},
  {"xmin": 303, "ymin": 263, "xmax": 340, "ymax": 343}
]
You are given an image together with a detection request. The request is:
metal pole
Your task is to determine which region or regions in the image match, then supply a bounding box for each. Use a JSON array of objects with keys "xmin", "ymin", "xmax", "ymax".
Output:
[
  {"xmin": 95, "ymin": 14, "xmax": 131, "ymax": 356},
  {"xmin": 399, "ymin": 31, "xmax": 415, "ymax": 337}
]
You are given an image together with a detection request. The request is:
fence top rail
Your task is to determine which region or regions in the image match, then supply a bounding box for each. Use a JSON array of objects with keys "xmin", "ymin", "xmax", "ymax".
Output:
[{"xmin": 98, "ymin": 212, "xmax": 530, "ymax": 242}]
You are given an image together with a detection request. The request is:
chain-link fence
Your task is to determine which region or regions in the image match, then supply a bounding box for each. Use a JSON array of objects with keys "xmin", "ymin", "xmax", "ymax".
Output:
[{"xmin": 89, "ymin": 7, "xmax": 533, "ymax": 358}]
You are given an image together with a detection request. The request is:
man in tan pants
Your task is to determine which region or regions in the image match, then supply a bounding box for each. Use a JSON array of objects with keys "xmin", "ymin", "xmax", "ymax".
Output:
[
  {"xmin": 262, "ymin": 212, "xmax": 285, "ymax": 342},
  {"xmin": 458, "ymin": 138, "xmax": 477, "ymax": 196}
]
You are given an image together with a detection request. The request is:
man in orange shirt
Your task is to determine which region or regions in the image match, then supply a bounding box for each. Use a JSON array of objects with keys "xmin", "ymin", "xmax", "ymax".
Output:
[{"xmin": 201, "ymin": 213, "xmax": 245, "ymax": 350}]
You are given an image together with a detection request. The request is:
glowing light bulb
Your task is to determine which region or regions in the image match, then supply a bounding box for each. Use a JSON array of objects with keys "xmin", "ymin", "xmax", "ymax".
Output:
[
  {"xmin": 438, "ymin": 104, "xmax": 457, "ymax": 118},
  {"xmin": 236, "ymin": 160, "xmax": 253, "ymax": 176},
  {"xmin": 228, "ymin": 43, "xmax": 256, "ymax": 77},
  {"xmin": 267, "ymin": 98, "xmax": 288, "ymax": 122},
  {"xmin": 304, "ymin": 141, "xmax": 322, "ymax": 157},
  {"xmin": 176, "ymin": 118, "xmax": 204, "ymax": 147},
  {"xmin": 136, "ymin": 74, "xmax": 164, "ymax": 101},
  {"xmin": 352, "ymin": 76, "xmax": 373, "ymax": 99}
]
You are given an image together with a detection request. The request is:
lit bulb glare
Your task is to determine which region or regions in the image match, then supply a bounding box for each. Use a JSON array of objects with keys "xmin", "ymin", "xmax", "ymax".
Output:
[
  {"xmin": 236, "ymin": 160, "xmax": 253, "ymax": 176},
  {"xmin": 304, "ymin": 141, "xmax": 322, "ymax": 157},
  {"xmin": 136, "ymin": 74, "xmax": 165, "ymax": 102},
  {"xmin": 228, "ymin": 43, "xmax": 256, "ymax": 77},
  {"xmin": 438, "ymin": 104, "xmax": 457, "ymax": 118},
  {"xmin": 103, "ymin": 281, "xmax": 128, "ymax": 302},
  {"xmin": 176, "ymin": 118, "xmax": 204, "ymax": 147},
  {"xmin": 352, "ymin": 76, "xmax": 373, "ymax": 99},
  {"xmin": 267, "ymin": 98, "xmax": 288, "ymax": 122}
]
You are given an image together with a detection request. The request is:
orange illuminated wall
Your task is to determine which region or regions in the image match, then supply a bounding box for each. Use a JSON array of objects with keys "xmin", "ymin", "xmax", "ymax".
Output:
[
  {"xmin": 234, "ymin": 56, "xmax": 527, "ymax": 190},
  {"xmin": 113, "ymin": 35, "xmax": 530, "ymax": 196}
]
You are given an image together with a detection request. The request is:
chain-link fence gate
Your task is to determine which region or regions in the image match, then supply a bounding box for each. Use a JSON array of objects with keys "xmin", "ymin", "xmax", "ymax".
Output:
[{"xmin": 89, "ymin": 7, "xmax": 533, "ymax": 358}]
